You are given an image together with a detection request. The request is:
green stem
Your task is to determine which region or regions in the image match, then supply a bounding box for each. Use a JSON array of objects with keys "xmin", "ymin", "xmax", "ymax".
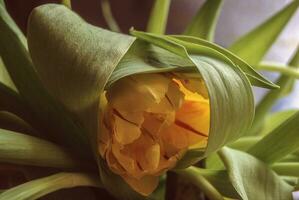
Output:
[
  {"xmin": 174, "ymin": 167, "xmax": 224, "ymax": 200},
  {"xmin": 0, "ymin": 172, "xmax": 101, "ymax": 200},
  {"xmin": 256, "ymin": 62, "xmax": 299, "ymax": 79},
  {"xmin": 101, "ymin": 0, "xmax": 121, "ymax": 32},
  {"xmin": 146, "ymin": 0, "xmax": 171, "ymax": 34},
  {"xmin": 272, "ymin": 162, "xmax": 299, "ymax": 177}
]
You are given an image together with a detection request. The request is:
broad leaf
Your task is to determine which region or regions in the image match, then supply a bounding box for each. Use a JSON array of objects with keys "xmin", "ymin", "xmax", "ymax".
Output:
[
  {"xmin": 130, "ymin": 30, "xmax": 255, "ymax": 167},
  {"xmin": 0, "ymin": 172, "xmax": 101, "ymax": 200},
  {"xmin": 0, "ymin": 3, "xmax": 90, "ymax": 158},
  {"xmin": 229, "ymin": 0, "xmax": 299, "ymax": 66},
  {"xmin": 184, "ymin": 0, "xmax": 223, "ymax": 42},
  {"xmin": 248, "ymin": 111, "xmax": 299, "ymax": 164},
  {"xmin": 0, "ymin": 128, "xmax": 88, "ymax": 169},
  {"xmin": 219, "ymin": 147, "xmax": 294, "ymax": 200}
]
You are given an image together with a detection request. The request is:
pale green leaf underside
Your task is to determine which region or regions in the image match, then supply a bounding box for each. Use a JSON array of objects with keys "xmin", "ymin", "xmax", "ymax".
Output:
[
  {"xmin": 0, "ymin": 128, "xmax": 86, "ymax": 169},
  {"xmin": 229, "ymin": 0, "xmax": 299, "ymax": 66},
  {"xmin": 0, "ymin": 172, "xmax": 101, "ymax": 200},
  {"xmin": 219, "ymin": 147, "xmax": 294, "ymax": 200},
  {"xmin": 0, "ymin": 57, "xmax": 16, "ymax": 91},
  {"xmin": 248, "ymin": 111, "xmax": 299, "ymax": 164},
  {"xmin": 130, "ymin": 30, "xmax": 254, "ymax": 167},
  {"xmin": 184, "ymin": 0, "xmax": 223, "ymax": 42}
]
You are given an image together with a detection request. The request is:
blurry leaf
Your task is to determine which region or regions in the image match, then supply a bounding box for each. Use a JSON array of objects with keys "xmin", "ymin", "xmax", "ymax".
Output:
[
  {"xmin": 0, "ymin": 3, "xmax": 91, "ymax": 158},
  {"xmin": 248, "ymin": 111, "xmax": 299, "ymax": 164},
  {"xmin": 257, "ymin": 62, "xmax": 299, "ymax": 80},
  {"xmin": 0, "ymin": 172, "xmax": 101, "ymax": 200},
  {"xmin": 175, "ymin": 167, "xmax": 239, "ymax": 199},
  {"xmin": 130, "ymin": 30, "xmax": 255, "ymax": 167},
  {"xmin": 261, "ymin": 110, "xmax": 298, "ymax": 135},
  {"xmin": 184, "ymin": 0, "xmax": 223, "ymax": 42},
  {"xmin": 146, "ymin": 0, "xmax": 170, "ymax": 34},
  {"xmin": 252, "ymin": 46, "xmax": 299, "ymax": 134},
  {"xmin": 61, "ymin": 0, "xmax": 71, "ymax": 9},
  {"xmin": 174, "ymin": 167, "xmax": 224, "ymax": 200},
  {"xmin": 272, "ymin": 162, "xmax": 299, "ymax": 177},
  {"xmin": 0, "ymin": 111, "xmax": 35, "ymax": 135},
  {"xmin": 219, "ymin": 147, "xmax": 294, "ymax": 200},
  {"xmin": 205, "ymin": 136, "xmax": 261, "ymax": 170},
  {"xmin": 0, "ymin": 57, "xmax": 16, "ymax": 91},
  {"xmin": 0, "ymin": 128, "xmax": 91, "ymax": 169},
  {"xmin": 229, "ymin": 0, "xmax": 299, "ymax": 66},
  {"xmin": 101, "ymin": 0, "xmax": 121, "ymax": 32}
]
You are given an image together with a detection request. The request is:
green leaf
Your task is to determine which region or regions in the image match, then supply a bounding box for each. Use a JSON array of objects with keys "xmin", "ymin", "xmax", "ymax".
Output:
[
  {"xmin": 0, "ymin": 172, "xmax": 101, "ymax": 200},
  {"xmin": 248, "ymin": 111, "xmax": 299, "ymax": 164},
  {"xmin": 252, "ymin": 46, "xmax": 299, "ymax": 134},
  {"xmin": 61, "ymin": 0, "xmax": 71, "ymax": 9},
  {"xmin": 130, "ymin": 30, "xmax": 255, "ymax": 167},
  {"xmin": 261, "ymin": 109, "xmax": 298, "ymax": 135},
  {"xmin": 0, "ymin": 3, "xmax": 91, "ymax": 158},
  {"xmin": 219, "ymin": 147, "xmax": 294, "ymax": 200},
  {"xmin": 184, "ymin": 0, "xmax": 223, "ymax": 42},
  {"xmin": 174, "ymin": 167, "xmax": 239, "ymax": 199},
  {"xmin": 0, "ymin": 111, "xmax": 35, "ymax": 135},
  {"xmin": 272, "ymin": 162, "xmax": 299, "ymax": 177},
  {"xmin": 0, "ymin": 128, "xmax": 89, "ymax": 169},
  {"xmin": 0, "ymin": 57, "xmax": 16, "ymax": 91},
  {"xmin": 229, "ymin": 0, "xmax": 299, "ymax": 66},
  {"xmin": 131, "ymin": 30, "xmax": 277, "ymax": 89},
  {"xmin": 101, "ymin": 0, "xmax": 121, "ymax": 32},
  {"xmin": 146, "ymin": 0, "xmax": 170, "ymax": 34}
]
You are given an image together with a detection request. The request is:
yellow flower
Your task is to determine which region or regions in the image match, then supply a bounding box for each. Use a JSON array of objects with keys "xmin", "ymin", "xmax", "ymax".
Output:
[{"xmin": 98, "ymin": 73, "xmax": 210, "ymax": 196}]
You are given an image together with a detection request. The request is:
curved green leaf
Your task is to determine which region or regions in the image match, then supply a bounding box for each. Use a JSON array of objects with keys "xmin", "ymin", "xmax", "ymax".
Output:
[
  {"xmin": 0, "ymin": 172, "xmax": 101, "ymax": 200},
  {"xmin": 248, "ymin": 111, "xmax": 299, "ymax": 164},
  {"xmin": 130, "ymin": 30, "xmax": 255, "ymax": 167},
  {"xmin": 184, "ymin": 0, "xmax": 223, "ymax": 42},
  {"xmin": 219, "ymin": 147, "xmax": 294, "ymax": 200},
  {"xmin": 0, "ymin": 57, "xmax": 16, "ymax": 91},
  {"xmin": 0, "ymin": 3, "xmax": 91, "ymax": 158},
  {"xmin": 229, "ymin": 0, "xmax": 299, "ymax": 66},
  {"xmin": 0, "ymin": 128, "xmax": 88, "ymax": 169},
  {"xmin": 169, "ymin": 35, "xmax": 278, "ymax": 89}
]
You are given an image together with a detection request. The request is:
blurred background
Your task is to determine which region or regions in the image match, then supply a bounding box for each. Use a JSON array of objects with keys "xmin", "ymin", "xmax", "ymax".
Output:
[{"xmin": 4, "ymin": 0, "xmax": 299, "ymax": 108}]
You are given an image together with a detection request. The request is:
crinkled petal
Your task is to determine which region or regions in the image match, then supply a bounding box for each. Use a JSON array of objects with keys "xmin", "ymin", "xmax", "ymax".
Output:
[
  {"xmin": 175, "ymin": 100, "xmax": 210, "ymax": 136},
  {"xmin": 113, "ymin": 112, "xmax": 141, "ymax": 145}
]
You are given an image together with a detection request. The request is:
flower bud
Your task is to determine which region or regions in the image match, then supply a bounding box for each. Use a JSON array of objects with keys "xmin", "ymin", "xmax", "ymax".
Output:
[{"xmin": 98, "ymin": 73, "xmax": 210, "ymax": 195}]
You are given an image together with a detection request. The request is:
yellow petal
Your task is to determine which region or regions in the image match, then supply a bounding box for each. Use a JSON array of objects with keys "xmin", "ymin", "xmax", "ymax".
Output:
[
  {"xmin": 111, "ymin": 140, "xmax": 138, "ymax": 176},
  {"xmin": 106, "ymin": 74, "xmax": 170, "ymax": 112},
  {"xmin": 166, "ymin": 81, "xmax": 184, "ymax": 110},
  {"xmin": 175, "ymin": 100, "xmax": 210, "ymax": 136},
  {"xmin": 113, "ymin": 111, "xmax": 141, "ymax": 145},
  {"xmin": 123, "ymin": 175, "xmax": 159, "ymax": 196}
]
